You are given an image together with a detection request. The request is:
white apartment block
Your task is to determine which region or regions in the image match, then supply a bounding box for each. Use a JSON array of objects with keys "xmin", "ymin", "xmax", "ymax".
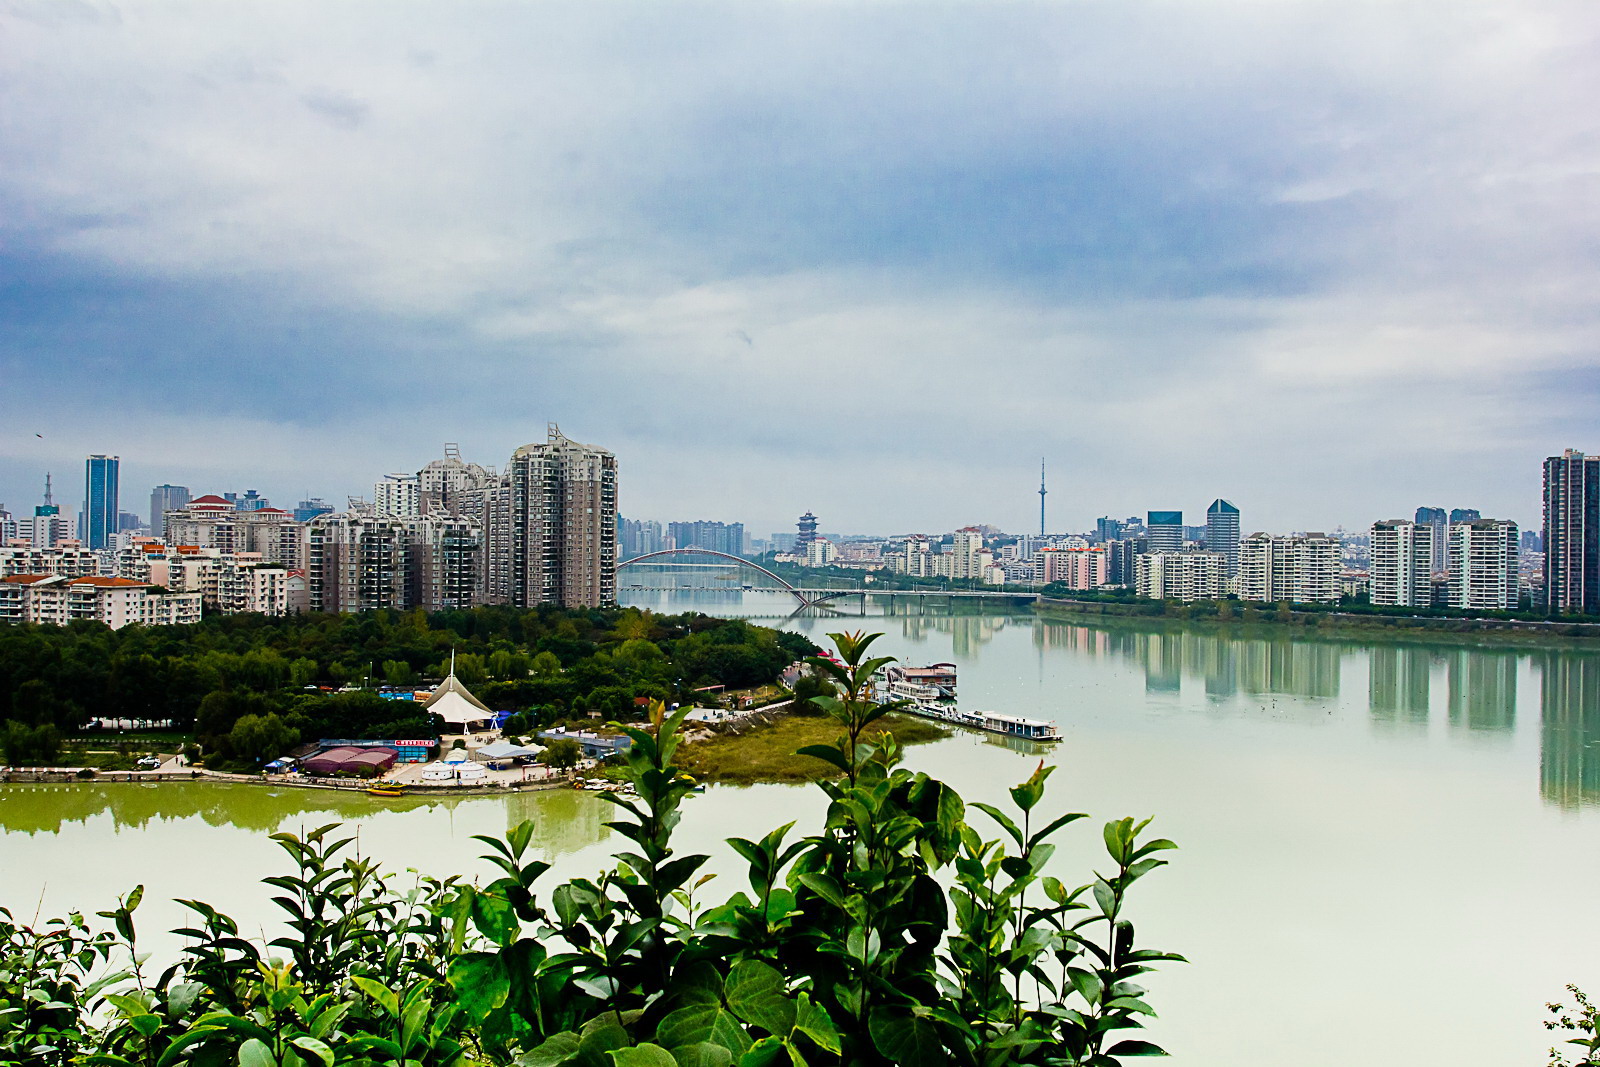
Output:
[
  {"xmin": 22, "ymin": 513, "xmax": 75, "ymax": 549},
  {"xmin": 1370, "ymin": 520, "xmax": 1434, "ymax": 608},
  {"xmin": 891, "ymin": 537, "xmax": 934, "ymax": 577},
  {"xmin": 1, "ymin": 539, "xmax": 98, "ymax": 579},
  {"xmin": 805, "ymin": 538, "xmax": 837, "ymax": 567},
  {"xmin": 1448, "ymin": 519, "xmax": 1519, "ymax": 611},
  {"xmin": 1135, "ymin": 552, "xmax": 1227, "ymax": 602},
  {"xmin": 0, "ymin": 575, "xmax": 202, "ymax": 629},
  {"xmin": 374, "ymin": 473, "xmax": 422, "ymax": 517},
  {"xmin": 1039, "ymin": 546, "xmax": 1110, "ymax": 589},
  {"xmin": 1236, "ymin": 532, "xmax": 1342, "ymax": 605},
  {"xmin": 117, "ymin": 541, "xmax": 294, "ymax": 616},
  {"xmin": 934, "ymin": 528, "xmax": 992, "ymax": 581}
]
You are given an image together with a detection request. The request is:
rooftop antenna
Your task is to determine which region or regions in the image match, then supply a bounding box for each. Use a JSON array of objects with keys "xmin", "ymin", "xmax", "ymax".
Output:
[
  {"xmin": 43, "ymin": 473, "xmax": 53, "ymax": 508},
  {"xmin": 1038, "ymin": 457, "xmax": 1047, "ymax": 537}
]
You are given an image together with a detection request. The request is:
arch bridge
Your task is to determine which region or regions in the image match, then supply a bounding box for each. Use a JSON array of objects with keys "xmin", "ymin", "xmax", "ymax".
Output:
[{"xmin": 617, "ymin": 548, "xmax": 856, "ymax": 608}]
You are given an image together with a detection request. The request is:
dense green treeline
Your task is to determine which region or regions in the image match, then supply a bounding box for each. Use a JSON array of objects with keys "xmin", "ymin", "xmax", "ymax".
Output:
[{"xmin": 0, "ymin": 607, "xmax": 817, "ymax": 767}]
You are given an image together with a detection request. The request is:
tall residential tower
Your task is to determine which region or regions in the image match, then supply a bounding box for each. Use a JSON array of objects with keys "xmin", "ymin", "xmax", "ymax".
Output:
[
  {"xmin": 1544, "ymin": 449, "xmax": 1600, "ymax": 614},
  {"xmin": 507, "ymin": 425, "xmax": 618, "ymax": 608}
]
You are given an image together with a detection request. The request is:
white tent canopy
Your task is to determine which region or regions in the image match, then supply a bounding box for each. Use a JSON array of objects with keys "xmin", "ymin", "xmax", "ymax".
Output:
[
  {"xmin": 474, "ymin": 742, "xmax": 542, "ymax": 763},
  {"xmin": 423, "ymin": 658, "xmax": 495, "ymax": 728}
]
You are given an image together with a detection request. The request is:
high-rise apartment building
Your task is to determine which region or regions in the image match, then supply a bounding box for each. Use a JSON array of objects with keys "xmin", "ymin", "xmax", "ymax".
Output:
[
  {"xmin": 1544, "ymin": 449, "xmax": 1600, "ymax": 614},
  {"xmin": 149, "ymin": 485, "xmax": 190, "ymax": 539},
  {"xmin": 1371, "ymin": 520, "xmax": 1435, "ymax": 608},
  {"xmin": 1237, "ymin": 532, "xmax": 1342, "ymax": 604},
  {"xmin": 1448, "ymin": 519, "xmax": 1519, "ymax": 611},
  {"xmin": 507, "ymin": 425, "xmax": 617, "ymax": 608},
  {"xmin": 374, "ymin": 473, "xmax": 422, "ymax": 517},
  {"xmin": 83, "ymin": 454, "xmax": 120, "ymax": 550},
  {"xmin": 416, "ymin": 444, "xmax": 499, "ymax": 515},
  {"xmin": 933, "ymin": 528, "xmax": 988, "ymax": 580},
  {"xmin": 891, "ymin": 536, "xmax": 934, "ymax": 577},
  {"xmin": 1415, "ymin": 507, "xmax": 1448, "ymax": 573},
  {"xmin": 1205, "ymin": 500, "xmax": 1241, "ymax": 576},
  {"xmin": 668, "ymin": 520, "xmax": 745, "ymax": 557},
  {"xmin": 1449, "ymin": 508, "xmax": 1481, "ymax": 524},
  {"xmin": 1135, "ymin": 552, "xmax": 1226, "ymax": 602},
  {"xmin": 305, "ymin": 512, "xmax": 481, "ymax": 613},
  {"xmin": 1147, "ymin": 511, "xmax": 1183, "ymax": 554},
  {"xmin": 1107, "ymin": 538, "xmax": 1147, "ymax": 586},
  {"xmin": 460, "ymin": 480, "xmax": 514, "ymax": 605}
]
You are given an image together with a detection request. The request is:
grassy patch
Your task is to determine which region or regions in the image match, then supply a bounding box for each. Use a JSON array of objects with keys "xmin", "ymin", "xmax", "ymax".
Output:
[{"xmin": 676, "ymin": 711, "xmax": 950, "ymax": 786}]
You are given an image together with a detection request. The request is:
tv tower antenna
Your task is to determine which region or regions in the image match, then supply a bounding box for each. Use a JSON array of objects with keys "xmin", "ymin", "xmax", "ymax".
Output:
[
  {"xmin": 43, "ymin": 472, "xmax": 53, "ymax": 508},
  {"xmin": 1038, "ymin": 457, "xmax": 1047, "ymax": 537}
]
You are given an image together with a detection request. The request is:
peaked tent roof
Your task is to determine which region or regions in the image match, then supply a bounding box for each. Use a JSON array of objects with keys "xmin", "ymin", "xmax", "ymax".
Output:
[{"xmin": 423, "ymin": 668, "xmax": 494, "ymax": 726}]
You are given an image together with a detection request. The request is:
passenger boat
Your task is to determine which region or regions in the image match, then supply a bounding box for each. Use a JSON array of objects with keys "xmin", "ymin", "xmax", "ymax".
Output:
[
  {"xmin": 897, "ymin": 697, "xmax": 1061, "ymax": 742},
  {"xmin": 884, "ymin": 663, "xmax": 958, "ymax": 700},
  {"xmin": 366, "ymin": 784, "xmax": 406, "ymax": 797}
]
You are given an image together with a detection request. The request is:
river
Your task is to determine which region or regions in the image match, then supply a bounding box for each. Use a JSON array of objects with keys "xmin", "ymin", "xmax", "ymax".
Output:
[{"xmin": 3, "ymin": 590, "xmax": 1599, "ymax": 1066}]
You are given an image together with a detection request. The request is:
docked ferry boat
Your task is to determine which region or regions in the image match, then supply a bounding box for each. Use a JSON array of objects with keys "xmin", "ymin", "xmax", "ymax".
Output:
[{"xmin": 881, "ymin": 666, "xmax": 1060, "ymax": 742}]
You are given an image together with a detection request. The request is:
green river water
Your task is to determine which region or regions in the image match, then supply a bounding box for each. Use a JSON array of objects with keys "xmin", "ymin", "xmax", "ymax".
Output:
[{"xmin": 4, "ymin": 590, "xmax": 1599, "ymax": 1066}]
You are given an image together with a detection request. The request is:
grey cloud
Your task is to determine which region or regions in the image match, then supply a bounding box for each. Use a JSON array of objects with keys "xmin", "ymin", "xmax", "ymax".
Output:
[{"xmin": 2, "ymin": 2, "xmax": 1599, "ymax": 534}]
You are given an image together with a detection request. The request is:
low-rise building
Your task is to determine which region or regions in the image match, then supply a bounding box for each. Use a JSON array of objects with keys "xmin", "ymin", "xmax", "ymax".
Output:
[
  {"xmin": 1039, "ymin": 545, "xmax": 1110, "ymax": 590},
  {"xmin": 0, "ymin": 538, "xmax": 99, "ymax": 579},
  {"xmin": 0, "ymin": 574, "xmax": 202, "ymax": 629}
]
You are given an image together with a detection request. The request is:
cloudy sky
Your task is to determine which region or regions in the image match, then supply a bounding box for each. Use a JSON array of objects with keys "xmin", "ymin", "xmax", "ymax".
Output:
[{"xmin": 3, "ymin": 2, "xmax": 1598, "ymax": 537}]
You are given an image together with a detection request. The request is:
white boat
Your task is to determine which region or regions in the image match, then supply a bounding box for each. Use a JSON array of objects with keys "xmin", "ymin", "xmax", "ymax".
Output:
[{"xmin": 892, "ymin": 696, "xmax": 1061, "ymax": 743}]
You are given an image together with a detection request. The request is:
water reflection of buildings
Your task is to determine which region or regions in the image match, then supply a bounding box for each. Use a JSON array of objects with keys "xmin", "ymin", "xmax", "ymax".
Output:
[
  {"xmin": 1540, "ymin": 654, "xmax": 1600, "ymax": 810},
  {"xmin": 1034, "ymin": 621, "xmax": 1341, "ymax": 703},
  {"xmin": 1445, "ymin": 651, "xmax": 1516, "ymax": 733},
  {"xmin": 893, "ymin": 611, "xmax": 1019, "ymax": 658},
  {"xmin": 1368, "ymin": 647, "xmax": 1433, "ymax": 728}
]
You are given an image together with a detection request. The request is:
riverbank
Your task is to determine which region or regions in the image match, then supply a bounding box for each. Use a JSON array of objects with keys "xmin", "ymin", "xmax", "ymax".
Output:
[
  {"xmin": 0, "ymin": 764, "xmax": 576, "ymax": 796},
  {"xmin": 675, "ymin": 711, "xmax": 951, "ymax": 785},
  {"xmin": 1035, "ymin": 596, "xmax": 1600, "ymax": 647}
]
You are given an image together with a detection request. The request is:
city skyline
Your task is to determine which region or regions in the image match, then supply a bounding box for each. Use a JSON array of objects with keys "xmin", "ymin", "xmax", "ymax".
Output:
[
  {"xmin": 0, "ymin": 441, "xmax": 1561, "ymax": 543},
  {"xmin": 5, "ymin": 4, "xmax": 1598, "ymax": 534}
]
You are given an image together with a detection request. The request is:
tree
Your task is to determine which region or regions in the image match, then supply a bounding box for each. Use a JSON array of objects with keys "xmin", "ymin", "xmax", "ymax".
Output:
[
  {"xmin": 0, "ymin": 721, "xmax": 61, "ymax": 766},
  {"xmin": 289, "ymin": 657, "xmax": 319, "ymax": 688},
  {"xmin": 226, "ymin": 713, "xmax": 298, "ymax": 767},
  {"xmin": 195, "ymin": 690, "xmax": 275, "ymax": 747},
  {"xmin": 541, "ymin": 738, "xmax": 582, "ymax": 770},
  {"xmin": 531, "ymin": 651, "xmax": 564, "ymax": 677},
  {"xmin": 382, "ymin": 660, "xmax": 416, "ymax": 687}
]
